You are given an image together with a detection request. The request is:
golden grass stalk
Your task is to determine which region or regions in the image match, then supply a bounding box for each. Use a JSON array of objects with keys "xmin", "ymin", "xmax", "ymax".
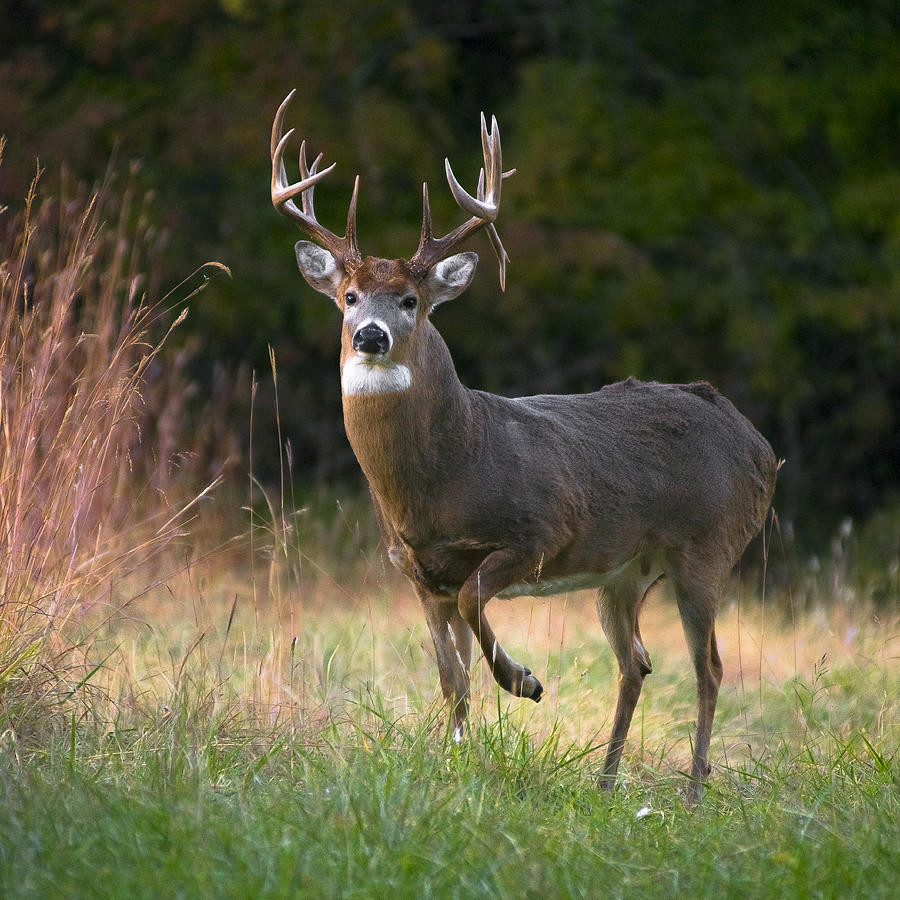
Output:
[{"xmin": 0, "ymin": 154, "xmax": 226, "ymax": 718}]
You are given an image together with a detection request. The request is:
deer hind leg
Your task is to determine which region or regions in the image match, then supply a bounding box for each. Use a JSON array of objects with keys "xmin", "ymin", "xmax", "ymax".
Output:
[
  {"xmin": 456, "ymin": 550, "xmax": 544, "ymax": 702},
  {"xmin": 417, "ymin": 587, "xmax": 473, "ymax": 740},
  {"xmin": 597, "ymin": 577, "xmax": 656, "ymax": 791},
  {"xmin": 671, "ymin": 571, "xmax": 724, "ymax": 804}
]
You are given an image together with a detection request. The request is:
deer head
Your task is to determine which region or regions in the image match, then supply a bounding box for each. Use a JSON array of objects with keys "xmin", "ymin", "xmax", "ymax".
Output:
[{"xmin": 271, "ymin": 90, "xmax": 514, "ymax": 397}]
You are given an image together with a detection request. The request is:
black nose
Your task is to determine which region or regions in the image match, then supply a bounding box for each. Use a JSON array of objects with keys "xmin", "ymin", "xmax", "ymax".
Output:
[{"xmin": 353, "ymin": 323, "xmax": 390, "ymax": 355}]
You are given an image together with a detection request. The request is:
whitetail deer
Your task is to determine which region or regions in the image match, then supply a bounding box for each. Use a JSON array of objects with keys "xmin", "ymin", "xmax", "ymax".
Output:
[{"xmin": 271, "ymin": 90, "xmax": 777, "ymax": 800}]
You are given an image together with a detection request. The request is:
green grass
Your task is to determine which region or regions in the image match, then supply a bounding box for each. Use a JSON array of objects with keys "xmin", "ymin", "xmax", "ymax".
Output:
[{"xmin": 0, "ymin": 593, "xmax": 896, "ymax": 900}]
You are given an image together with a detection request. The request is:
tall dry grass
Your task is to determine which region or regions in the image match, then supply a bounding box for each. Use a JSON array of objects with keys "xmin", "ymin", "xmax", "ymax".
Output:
[{"xmin": 0, "ymin": 146, "xmax": 228, "ymax": 724}]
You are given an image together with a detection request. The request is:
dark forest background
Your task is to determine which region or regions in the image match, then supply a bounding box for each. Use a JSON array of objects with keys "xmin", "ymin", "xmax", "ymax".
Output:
[{"xmin": 2, "ymin": 0, "xmax": 898, "ymax": 557}]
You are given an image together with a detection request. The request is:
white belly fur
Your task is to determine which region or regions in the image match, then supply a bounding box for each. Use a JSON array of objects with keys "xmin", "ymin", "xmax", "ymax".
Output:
[{"xmin": 496, "ymin": 554, "xmax": 665, "ymax": 599}]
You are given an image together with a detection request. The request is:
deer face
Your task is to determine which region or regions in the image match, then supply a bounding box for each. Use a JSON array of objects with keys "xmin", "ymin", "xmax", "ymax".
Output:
[
  {"xmin": 294, "ymin": 242, "xmax": 478, "ymax": 396},
  {"xmin": 273, "ymin": 94, "xmax": 510, "ymax": 397}
]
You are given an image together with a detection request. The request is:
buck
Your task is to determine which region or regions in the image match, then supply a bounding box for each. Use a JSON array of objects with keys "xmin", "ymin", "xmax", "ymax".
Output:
[{"xmin": 271, "ymin": 90, "xmax": 777, "ymax": 799}]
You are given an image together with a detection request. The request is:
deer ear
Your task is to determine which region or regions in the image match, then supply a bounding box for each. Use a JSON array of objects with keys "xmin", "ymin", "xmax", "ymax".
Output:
[
  {"xmin": 295, "ymin": 241, "xmax": 344, "ymax": 302},
  {"xmin": 425, "ymin": 252, "xmax": 478, "ymax": 307}
]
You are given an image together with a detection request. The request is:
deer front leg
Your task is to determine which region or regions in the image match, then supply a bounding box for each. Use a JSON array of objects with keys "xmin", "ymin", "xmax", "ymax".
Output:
[
  {"xmin": 416, "ymin": 586, "xmax": 473, "ymax": 740},
  {"xmin": 457, "ymin": 550, "xmax": 543, "ymax": 702}
]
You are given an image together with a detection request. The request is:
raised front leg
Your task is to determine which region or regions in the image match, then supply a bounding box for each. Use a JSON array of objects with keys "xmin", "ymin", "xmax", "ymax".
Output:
[
  {"xmin": 457, "ymin": 550, "xmax": 543, "ymax": 702},
  {"xmin": 417, "ymin": 586, "xmax": 473, "ymax": 739}
]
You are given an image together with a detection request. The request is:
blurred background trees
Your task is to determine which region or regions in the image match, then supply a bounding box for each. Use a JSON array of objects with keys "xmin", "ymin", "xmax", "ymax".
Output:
[{"xmin": 2, "ymin": 0, "xmax": 898, "ymax": 555}]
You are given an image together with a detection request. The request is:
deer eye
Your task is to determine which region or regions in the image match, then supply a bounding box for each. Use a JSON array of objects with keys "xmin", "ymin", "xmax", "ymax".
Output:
[
  {"xmin": 400, "ymin": 295, "xmax": 417, "ymax": 310},
  {"xmin": 345, "ymin": 291, "xmax": 357, "ymax": 305}
]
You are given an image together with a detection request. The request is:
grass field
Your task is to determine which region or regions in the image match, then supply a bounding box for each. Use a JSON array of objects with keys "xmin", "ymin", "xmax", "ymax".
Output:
[
  {"xmin": 0, "ymin": 547, "xmax": 896, "ymax": 899},
  {"xmin": 0, "ymin": 163, "xmax": 896, "ymax": 899}
]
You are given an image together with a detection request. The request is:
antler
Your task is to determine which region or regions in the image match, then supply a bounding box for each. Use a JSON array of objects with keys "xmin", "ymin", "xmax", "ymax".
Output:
[
  {"xmin": 410, "ymin": 113, "xmax": 515, "ymax": 290},
  {"xmin": 270, "ymin": 89, "xmax": 362, "ymax": 269}
]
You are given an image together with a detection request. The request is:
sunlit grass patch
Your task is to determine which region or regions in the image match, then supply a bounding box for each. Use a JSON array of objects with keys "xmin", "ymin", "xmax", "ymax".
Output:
[
  {"xmin": 0, "ymin": 603, "xmax": 895, "ymax": 899},
  {"xmin": 67, "ymin": 549, "xmax": 897, "ymax": 792}
]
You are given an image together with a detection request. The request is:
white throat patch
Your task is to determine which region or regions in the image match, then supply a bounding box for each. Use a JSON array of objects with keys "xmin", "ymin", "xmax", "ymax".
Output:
[{"xmin": 342, "ymin": 355, "xmax": 412, "ymax": 396}]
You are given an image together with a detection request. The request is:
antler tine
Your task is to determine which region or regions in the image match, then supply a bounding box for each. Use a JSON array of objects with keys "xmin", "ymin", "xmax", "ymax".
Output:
[
  {"xmin": 410, "ymin": 112, "xmax": 513, "ymax": 290},
  {"xmin": 271, "ymin": 129, "xmax": 334, "ymax": 210},
  {"xmin": 271, "ymin": 92, "xmax": 335, "ymax": 211},
  {"xmin": 296, "ymin": 141, "xmax": 321, "ymax": 219},
  {"xmin": 487, "ymin": 223, "xmax": 509, "ymax": 291},
  {"xmin": 345, "ymin": 176, "xmax": 360, "ymax": 253},
  {"xmin": 270, "ymin": 89, "xmax": 294, "ymax": 158},
  {"xmin": 413, "ymin": 182, "xmax": 435, "ymax": 258},
  {"xmin": 270, "ymin": 90, "xmax": 362, "ymax": 267}
]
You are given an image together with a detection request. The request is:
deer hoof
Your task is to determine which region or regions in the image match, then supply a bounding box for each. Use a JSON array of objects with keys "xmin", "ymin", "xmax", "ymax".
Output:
[
  {"xmin": 520, "ymin": 669, "xmax": 543, "ymax": 702},
  {"xmin": 684, "ymin": 781, "xmax": 705, "ymax": 807}
]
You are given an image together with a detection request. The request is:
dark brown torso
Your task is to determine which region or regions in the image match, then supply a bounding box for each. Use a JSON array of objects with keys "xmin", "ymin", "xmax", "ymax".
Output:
[{"xmin": 344, "ymin": 351, "xmax": 777, "ymax": 599}]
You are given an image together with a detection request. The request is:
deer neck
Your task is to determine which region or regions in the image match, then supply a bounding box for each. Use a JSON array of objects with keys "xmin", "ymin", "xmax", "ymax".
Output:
[{"xmin": 340, "ymin": 321, "xmax": 473, "ymax": 527}]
